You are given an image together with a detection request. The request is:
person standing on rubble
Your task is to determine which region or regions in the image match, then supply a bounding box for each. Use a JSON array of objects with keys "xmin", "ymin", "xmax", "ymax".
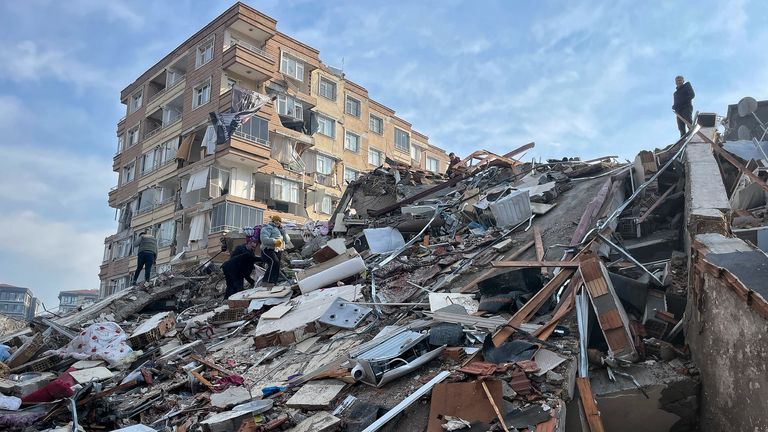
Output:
[
  {"xmin": 446, "ymin": 152, "xmax": 462, "ymax": 177},
  {"xmin": 673, "ymin": 75, "xmax": 695, "ymax": 137},
  {"xmin": 132, "ymin": 231, "xmax": 157, "ymax": 285},
  {"xmin": 260, "ymin": 215, "xmax": 286, "ymax": 286},
  {"xmin": 231, "ymin": 236, "xmax": 260, "ymax": 259},
  {"xmin": 222, "ymin": 248, "xmax": 259, "ymax": 297}
]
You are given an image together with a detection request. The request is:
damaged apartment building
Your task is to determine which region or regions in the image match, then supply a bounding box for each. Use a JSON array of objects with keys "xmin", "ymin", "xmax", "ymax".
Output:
[{"xmin": 99, "ymin": 2, "xmax": 449, "ymax": 297}]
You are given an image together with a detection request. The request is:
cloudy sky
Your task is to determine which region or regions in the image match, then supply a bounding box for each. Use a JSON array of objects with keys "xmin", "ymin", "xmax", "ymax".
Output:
[{"xmin": 0, "ymin": 0, "xmax": 767, "ymax": 309}]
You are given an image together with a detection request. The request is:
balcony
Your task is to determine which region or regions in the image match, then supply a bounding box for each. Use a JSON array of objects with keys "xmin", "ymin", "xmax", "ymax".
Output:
[
  {"xmin": 233, "ymin": 130, "xmax": 270, "ymax": 147},
  {"xmin": 223, "ymin": 45, "xmax": 273, "ymax": 84}
]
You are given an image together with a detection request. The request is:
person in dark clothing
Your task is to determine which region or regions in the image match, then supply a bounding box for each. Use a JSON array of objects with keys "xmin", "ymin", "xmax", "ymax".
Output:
[
  {"xmin": 222, "ymin": 252, "xmax": 259, "ymax": 297},
  {"xmin": 132, "ymin": 231, "xmax": 157, "ymax": 285},
  {"xmin": 673, "ymin": 75, "xmax": 695, "ymax": 137},
  {"xmin": 231, "ymin": 237, "xmax": 260, "ymax": 259},
  {"xmin": 445, "ymin": 152, "xmax": 462, "ymax": 177}
]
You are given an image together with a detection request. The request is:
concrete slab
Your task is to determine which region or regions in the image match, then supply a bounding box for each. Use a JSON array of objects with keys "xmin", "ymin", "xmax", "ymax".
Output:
[
  {"xmin": 69, "ymin": 366, "xmax": 114, "ymax": 383},
  {"xmin": 286, "ymin": 379, "xmax": 346, "ymax": 409},
  {"xmin": 209, "ymin": 386, "xmax": 252, "ymax": 409},
  {"xmin": 290, "ymin": 411, "xmax": 341, "ymax": 432}
]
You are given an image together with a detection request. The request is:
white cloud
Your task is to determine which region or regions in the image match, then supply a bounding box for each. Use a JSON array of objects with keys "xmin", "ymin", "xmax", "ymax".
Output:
[
  {"xmin": 0, "ymin": 211, "xmax": 112, "ymax": 308},
  {"xmin": 0, "ymin": 41, "xmax": 116, "ymax": 90}
]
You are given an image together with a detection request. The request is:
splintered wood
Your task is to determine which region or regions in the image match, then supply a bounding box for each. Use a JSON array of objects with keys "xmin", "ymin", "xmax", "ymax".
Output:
[{"xmin": 579, "ymin": 254, "xmax": 638, "ymax": 362}]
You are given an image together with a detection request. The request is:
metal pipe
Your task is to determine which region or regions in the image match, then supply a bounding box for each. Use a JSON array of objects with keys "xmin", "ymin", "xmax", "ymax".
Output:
[{"xmin": 597, "ymin": 233, "xmax": 663, "ymax": 285}]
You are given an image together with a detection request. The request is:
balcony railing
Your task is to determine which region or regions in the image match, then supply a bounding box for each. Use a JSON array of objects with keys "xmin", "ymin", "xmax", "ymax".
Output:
[
  {"xmin": 148, "ymin": 75, "xmax": 186, "ymax": 102},
  {"xmin": 144, "ymin": 127, "xmax": 161, "ymax": 140},
  {"xmin": 228, "ymin": 40, "xmax": 274, "ymax": 62},
  {"xmin": 233, "ymin": 130, "xmax": 270, "ymax": 147}
]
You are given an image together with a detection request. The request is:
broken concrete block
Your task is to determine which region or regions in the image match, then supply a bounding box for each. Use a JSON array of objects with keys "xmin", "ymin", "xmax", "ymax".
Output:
[
  {"xmin": 200, "ymin": 410, "xmax": 252, "ymax": 432},
  {"xmin": 210, "ymin": 386, "xmax": 252, "ymax": 409},
  {"xmin": 286, "ymin": 380, "xmax": 346, "ymax": 410},
  {"xmin": 0, "ymin": 372, "xmax": 56, "ymax": 397},
  {"xmin": 290, "ymin": 411, "xmax": 340, "ymax": 432},
  {"xmin": 69, "ymin": 366, "xmax": 114, "ymax": 384},
  {"xmin": 71, "ymin": 360, "xmax": 106, "ymax": 370},
  {"xmin": 6, "ymin": 334, "xmax": 43, "ymax": 369},
  {"xmin": 128, "ymin": 311, "xmax": 176, "ymax": 347}
]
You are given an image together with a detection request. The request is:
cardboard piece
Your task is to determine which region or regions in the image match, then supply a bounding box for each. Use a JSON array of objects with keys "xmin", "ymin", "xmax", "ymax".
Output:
[{"xmin": 427, "ymin": 380, "xmax": 503, "ymax": 432}]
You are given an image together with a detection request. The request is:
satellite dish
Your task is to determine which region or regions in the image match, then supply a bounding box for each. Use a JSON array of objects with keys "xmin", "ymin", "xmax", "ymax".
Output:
[
  {"xmin": 738, "ymin": 96, "xmax": 758, "ymax": 117},
  {"xmin": 737, "ymin": 125, "xmax": 752, "ymax": 141}
]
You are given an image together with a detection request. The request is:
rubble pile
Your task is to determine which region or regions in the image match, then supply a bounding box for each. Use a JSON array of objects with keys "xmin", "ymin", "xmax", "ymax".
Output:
[{"xmin": 1, "ymin": 141, "xmax": 707, "ymax": 431}]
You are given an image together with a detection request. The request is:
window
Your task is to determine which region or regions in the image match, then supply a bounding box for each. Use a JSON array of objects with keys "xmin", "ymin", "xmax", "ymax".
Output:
[
  {"xmin": 141, "ymin": 149, "xmax": 157, "ymax": 174},
  {"xmin": 318, "ymin": 77, "xmax": 337, "ymax": 100},
  {"xmin": 157, "ymin": 219, "xmax": 175, "ymax": 247},
  {"xmin": 210, "ymin": 202, "xmax": 264, "ymax": 232},
  {"xmin": 316, "ymin": 114, "xmax": 335, "ymax": 138},
  {"xmin": 130, "ymin": 90, "xmax": 143, "ymax": 113},
  {"xmin": 368, "ymin": 148, "xmax": 382, "ymax": 166},
  {"xmin": 317, "ymin": 195, "xmax": 332, "ymax": 214},
  {"xmin": 122, "ymin": 162, "xmax": 135, "ymax": 185},
  {"xmin": 193, "ymin": 79, "xmax": 211, "ymax": 108},
  {"xmin": 344, "ymin": 167, "xmax": 359, "ymax": 183},
  {"xmin": 195, "ymin": 37, "xmax": 214, "ymax": 68},
  {"xmin": 280, "ymin": 52, "xmax": 304, "ymax": 81},
  {"xmin": 117, "ymin": 135, "xmax": 125, "ymax": 153},
  {"xmin": 369, "ymin": 114, "xmax": 383, "ymax": 134},
  {"xmin": 316, "ymin": 154, "xmax": 333, "ymax": 175},
  {"xmin": 277, "ymin": 94, "xmax": 303, "ymax": 120},
  {"xmin": 159, "ymin": 137, "xmax": 178, "ymax": 165},
  {"xmin": 345, "ymin": 95, "xmax": 361, "ymax": 117},
  {"xmin": 167, "ymin": 69, "xmax": 183, "ymax": 87},
  {"xmin": 427, "ymin": 156, "xmax": 439, "ymax": 173},
  {"xmin": 394, "ymin": 128, "xmax": 410, "ymax": 152},
  {"xmin": 344, "ymin": 131, "xmax": 360, "ymax": 153},
  {"xmin": 127, "ymin": 126, "xmax": 140, "ymax": 147},
  {"xmin": 271, "ymin": 177, "xmax": 300, "ymax": 203},
  {"xmin": 162, "ymin": 105, "xmax": 182, "ymax": 126},
  {"xmin": 410, "ymin": 144, "xmax": 423, "ymax": 164},
  {"xmin": 236, "ymin": 116, "xmax": 269, "ymax": 145},
  {"xmin": 209, "ymin": 166, "xmax": 231, "ymax": 199}
]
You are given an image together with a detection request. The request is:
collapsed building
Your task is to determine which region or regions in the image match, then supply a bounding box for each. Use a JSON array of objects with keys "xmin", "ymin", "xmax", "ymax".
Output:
[{"xmin": 2, "ymin": 96, "xmax": 768, "ymax": 431}]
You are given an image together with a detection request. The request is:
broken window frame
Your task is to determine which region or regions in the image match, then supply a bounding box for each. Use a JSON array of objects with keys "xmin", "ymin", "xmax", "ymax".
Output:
[
  {"xmin": 368, "ymin": 147, "xmax": 383, "ymax": 166},
  {"xmin": 427, "ymin": 155, "xmax": 439, "ymax": 173},
  {"xmin": 369, "ymin": 113, "xmax": 384, "ymax": 134},
  {"xmin": 316, "ymin": 114, "xmax": 336, "ymax": 138},
  {"xmin": 277, "ymin": 94, "xmax": 304, "ymax": 120},
  {"xmin": 410, "ymin": 143, "xmax": 423, "ymax": 164},
  {"xmin": 318, "ymin": 77, "xmax": 337, "ymax": 100},
  {"xmin": 195, "ymin": 36, "xmax": 215, "ymax": 69},
  {"xmin": 394, "ymin": 127, "xmax": 410, "ymax": 152},
  {"xmin": 193, "ymin": 77, "xmax": 212, "ymax": 109},
  {"xmin": 344, "ymin": 167, "xmax": 359, "ymax": 184},
  {"xmin": 270, "ymin": 177, "xmax": 300, "ymax": 204},
  {"xmin": 344, "ymin": 130, "xmax": 361, "ymax": 153},
  {"xmin": 280, "ymin": 51, "xmax": 305, "ymax": 81},
  {"xmin": 345, "ymin": 94, "xmax": 362, "ymax": 117}
]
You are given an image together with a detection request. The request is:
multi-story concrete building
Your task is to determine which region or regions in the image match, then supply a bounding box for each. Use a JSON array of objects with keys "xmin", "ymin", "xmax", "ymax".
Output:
[
  {"xmin": 0, "ymin": 284, "xmax": 39, "ymax": 321},
  {"xmin": 99, "ymin": 2, "xmax": 449, "ymax": 298},
  {"xmin": 58, "ymin": 290, "xmax": 100, "ymax": 314}
]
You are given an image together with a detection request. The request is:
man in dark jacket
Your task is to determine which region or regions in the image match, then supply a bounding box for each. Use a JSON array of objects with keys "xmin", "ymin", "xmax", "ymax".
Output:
[
  {"xmin": 132, "ymin": 231, "xmax": 157, "ymax": 285},
  {"xmin": 673, "ymin": 75, "xmax": 695, "ymax": 137},
  {"xmin": 222, "ymin": 251, "xmax": 259, "ymax": 298},
  {"xmin": 231, "ymin": 237, "xmax": 261, "ymax": 259}
]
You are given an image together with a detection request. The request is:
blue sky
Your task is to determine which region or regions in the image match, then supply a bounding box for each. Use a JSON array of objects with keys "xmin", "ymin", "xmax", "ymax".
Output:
[{"xmin": 0, "ymin": 0, "xmax": 766, "ymax": 309}]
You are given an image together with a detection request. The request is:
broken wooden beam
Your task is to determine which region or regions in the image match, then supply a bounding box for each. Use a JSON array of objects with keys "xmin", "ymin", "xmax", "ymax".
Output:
[
  {"xmin": 491, "ymin": 260, "xmax": 581, "ymax": 268},
  {"xmin": 576, "ymin": 377, "xmax": 606, "ymax": 432},
  {"xmin": 637, "ymin": 184, "xmax": 677, "ymax": 223}
]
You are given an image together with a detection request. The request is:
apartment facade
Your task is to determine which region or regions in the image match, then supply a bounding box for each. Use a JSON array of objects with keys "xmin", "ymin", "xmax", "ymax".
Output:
[
  {"xmin": 0, "ymin": 284, "xmax": 40, "ymax": 321},
  {"xmin": 58, "ymin": 290, "xmax": 100, "ymax": 314},
  {"xmin": 99, "ymin": 2, "xmax": 449, "ymax": 298}
]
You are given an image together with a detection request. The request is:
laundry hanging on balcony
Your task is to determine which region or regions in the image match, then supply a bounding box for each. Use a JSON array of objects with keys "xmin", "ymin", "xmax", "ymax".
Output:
[{"xmin": 209, "ymin": 89, "xmax": 274, "ymax": 145}]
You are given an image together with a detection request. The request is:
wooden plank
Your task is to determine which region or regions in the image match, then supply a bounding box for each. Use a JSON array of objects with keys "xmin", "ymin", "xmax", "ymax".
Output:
[
  {"xmin": 597, "ymin": 310, "xmax": 624, "ymax": 330},
  {"xmin": 533, "ymin": 273, "xmax": 582, "ymax": 340},
  {"xmin": 459, "ymin": 240, "xmax": 534, "ymax": 293},
  {"xmin": 491, "ymin": 260, "xmax": 581, "ymax": 268},
  {"xmin": 491, "ymin": 268, "xmax": 575, "ymax": 347},
  {"xmin": 481, "ymin": 381, "xmax": 510, "ymax": 432},
  {"xmin": 190, "ymin": 370, "xmax": 214, "ymax": 390},
  {"xmin": 576, "ymin": 377, "xmax": 606, "ymax": 432},
  {"xmin": 533, "ymin": 226, "xmax": 546, "ymax": 275}
]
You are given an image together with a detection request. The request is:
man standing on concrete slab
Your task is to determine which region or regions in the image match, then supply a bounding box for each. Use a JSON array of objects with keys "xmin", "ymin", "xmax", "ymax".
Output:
[
  {"xmin": 673, "ymin": 75, "xmax": 695, "ymax": 137},
  {"xmin": 260, "ymin": 215, "xmax": 286, "ymax": 287},
  {"xmin": 132, "ymin": 231, "xmax": 157, "ymax": 285}
]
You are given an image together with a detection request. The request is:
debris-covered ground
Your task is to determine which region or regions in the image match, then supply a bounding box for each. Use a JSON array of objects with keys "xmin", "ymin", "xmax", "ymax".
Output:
[{"xmin": 0, "ymin": 139, "xmax": 714, "ymax": 431}]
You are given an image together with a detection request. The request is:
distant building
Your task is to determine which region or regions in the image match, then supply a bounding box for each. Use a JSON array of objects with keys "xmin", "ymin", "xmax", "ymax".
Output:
[
  {"xmin": 0, "ymin": 284, "xmax": 40, "ymax": 321},
  {"xmin": 58, "ymin": 290, "xmax": 100, "ymax": 314}
]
